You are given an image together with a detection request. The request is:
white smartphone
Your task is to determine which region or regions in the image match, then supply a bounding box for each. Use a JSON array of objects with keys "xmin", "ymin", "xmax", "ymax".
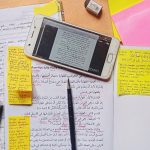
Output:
[{"xmin": 24, "ymin": 15, "xmax": 120, "ymax": 80}]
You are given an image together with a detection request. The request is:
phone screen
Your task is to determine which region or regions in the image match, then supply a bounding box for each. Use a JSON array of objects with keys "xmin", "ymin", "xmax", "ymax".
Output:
[{"xmin": 33, "ymin": 18, "xmax": 112, "ymax": 76}]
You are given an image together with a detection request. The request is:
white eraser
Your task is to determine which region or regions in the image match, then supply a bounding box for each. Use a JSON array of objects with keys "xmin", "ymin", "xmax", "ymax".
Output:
[{"xmin": 85, "ymin": 0, "xmax": 102, "ymax": 16}]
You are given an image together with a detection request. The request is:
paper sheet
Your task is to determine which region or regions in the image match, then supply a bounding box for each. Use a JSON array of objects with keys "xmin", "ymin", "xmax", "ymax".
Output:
[
  {"xmin": 112, "ymin": 1, "xmax": 150, "ymax": 47},
  {"xmin": 0, "ymin": 41, "xmax": 5, "ymax": 103},
  {"xmin": 114, "ymin": 46, "xmax": 150, "ymax": 150},
  {"xmin": 0, "ymin": 5, "xmax": 114, "ymax": 150},
  {"xmin": 8, "ymin": 116, "xmax": 30, "ymax": 150},
  {"xmin": 117, "ymin": 47, "xmax": 150, "ymax": 95},
  {"xmin": 7, "ymin": 46, "xmax": 32, "ymax": 104},
  {"xmin": 5, "ymin": 61, "xmax": 114, "ymax": 150},
  {"xmin": 108, "ymin": 0, "xmax": 143, "ymax": 14},
  {"xmin": 0, "ymin": 5, "xmax": 38, "ymax": 149},
  {"xmin": 34, "ymin": 0, "xmax": 60, "ymax": 16},
  {"xmin": 112, "ymin": 22, "xmax": 121, "ymax": 41},
  {"xmin": 0, "ymin": 4, "xmax": 61, "ymax": 149},
  {"xmin": 0, "ymin": 5, "xmax": 37, "ymax": 148},
  {"xmin": 108, "ymin": 0, "xmax": 142, "ymax": 40},
  {"xmin": 0, "ymin": 38, "xmax": 26, "ymax": 150}
]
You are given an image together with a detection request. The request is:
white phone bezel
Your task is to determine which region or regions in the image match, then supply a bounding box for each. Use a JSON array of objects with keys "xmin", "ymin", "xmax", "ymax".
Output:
[{"xmin": 24, "ymin": 15, "xmax": 120, "ymax": 80}]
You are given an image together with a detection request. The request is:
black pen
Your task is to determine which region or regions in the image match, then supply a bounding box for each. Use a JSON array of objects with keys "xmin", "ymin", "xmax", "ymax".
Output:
[
  {"xmin": 67, "ymin": 79, "xmax": 77, "ymax": 150},
  {"xmin": 0, "ymin": 105, "xmax": 3, "ymax": 124}
]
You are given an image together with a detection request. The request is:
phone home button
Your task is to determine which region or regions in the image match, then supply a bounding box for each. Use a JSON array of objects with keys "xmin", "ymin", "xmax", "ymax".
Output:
[{"xmin": 107, "ymin": 53, "xmax": 113, "ymax": 63}]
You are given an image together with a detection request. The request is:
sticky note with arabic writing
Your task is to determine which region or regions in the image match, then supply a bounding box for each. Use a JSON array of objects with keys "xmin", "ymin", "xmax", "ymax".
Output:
[
  {"xmin": 117, "ymin": 47, "xmax": 150, "ymax": 95},
  {"xmin": 7, "ymin": 46, "xmax": 32, "ymax": 104},
  {"xmin": 8, "ymin": 116, "xmax": 30, "ymax": 150}
]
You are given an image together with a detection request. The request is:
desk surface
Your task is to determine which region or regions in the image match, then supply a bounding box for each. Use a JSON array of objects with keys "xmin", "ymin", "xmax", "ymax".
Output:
[
  {"xmin": 0, "ymin": 0, "xmax": 49, "ymax": 8},
  {"xmin": 0, "ymin": 0, "xmax": 113, "ymax": 36}
]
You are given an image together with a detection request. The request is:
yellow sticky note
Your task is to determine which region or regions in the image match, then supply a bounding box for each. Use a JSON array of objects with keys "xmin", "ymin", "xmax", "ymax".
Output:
[
  {"xmin": 7, "ymin": 46, "xmax": 32, "ymax": 91},
  {"xmin": 34, "ymin": 0, "xmax": 60, "ymax": 16},
  {"xmin": 7, "ymin": 46, "xmax": 32, "ymax": 104},
  {"xmin": 117, "ymin": 48, "xmax": 150, "ymax": 95},
  {"xmin": 112, "ymin": 21, "xmax": 121, "ymax": 41},
  {"xmin": 8, "ymin": 116, "xmax": 30, "ymax": 150},
  {"xmin": 108, "ymin": 0, "xmax": 143, "ymax": 15}
]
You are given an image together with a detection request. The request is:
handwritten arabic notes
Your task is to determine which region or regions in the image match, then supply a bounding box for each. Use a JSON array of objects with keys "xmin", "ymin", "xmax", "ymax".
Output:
[
  {"xmin": 7, "ymin": 46, "xmax": 32, "ymax": 104},
  {"xmin": 117, "ymin": 47, "xmax": 150, "ymax": 95},
  {"xmin": 8, "ymin": 116, "xmax": 30, "ymax": 150},
  {"xmin": 0, "ymin": 5, "xmax": 38, "ymax": 150},
  {"xmin": 26, "ymin": 62, "xmax": 112, "ymax": 150},
  {"xmin": 5, "ymin": 61, "xmax": 114, "ymax": 149},
  {"xmin": 7, "ymin": 46, "xmax": 32, "ymax": 91}
]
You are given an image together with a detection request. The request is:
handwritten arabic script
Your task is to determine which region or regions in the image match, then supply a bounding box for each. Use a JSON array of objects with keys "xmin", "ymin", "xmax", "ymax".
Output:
[
  {"xmin": 117, "ymin": 49, "xmax": 150, "ymax": 95},
  {"xmin": 8, "ymin": 116, "xmax": 30, "ymax": 150}
]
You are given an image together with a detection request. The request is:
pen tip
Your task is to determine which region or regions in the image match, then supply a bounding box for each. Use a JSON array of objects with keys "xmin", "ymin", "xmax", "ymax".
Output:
[{"xmin": 67, "ymin": 78, "xmax": 70, "ymax": 89}]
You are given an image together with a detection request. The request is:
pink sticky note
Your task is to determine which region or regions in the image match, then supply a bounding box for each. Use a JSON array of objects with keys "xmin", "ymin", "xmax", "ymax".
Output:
[{"xmin": 112, "ymin": 1, "xmax": 150, "ymax": 46}]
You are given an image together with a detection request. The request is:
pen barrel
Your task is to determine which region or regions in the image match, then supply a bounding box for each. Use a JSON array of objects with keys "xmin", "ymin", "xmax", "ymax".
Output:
[
  {"xmin": 67, "ymin": 89, "xmax": 76, "ymax": 150},
  {"xmin": 0, "ymin": 105, "xmax": 3, "ymax": 124}
]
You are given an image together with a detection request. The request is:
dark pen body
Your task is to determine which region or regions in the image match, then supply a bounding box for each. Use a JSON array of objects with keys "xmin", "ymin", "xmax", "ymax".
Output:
[
  {"xmin": 67, "ymin": 79, "xmax": 77, "ymax": 150},
  {"xmin": 0, "ymin": 105, "xmax": 3, "ymax": 124}
]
